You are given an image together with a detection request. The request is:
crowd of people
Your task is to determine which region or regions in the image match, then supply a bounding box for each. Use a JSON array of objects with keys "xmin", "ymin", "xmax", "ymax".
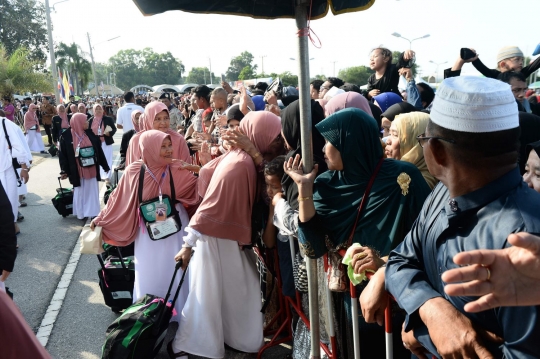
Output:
[{"xmin": 1, "ymin": 44, "xmax": 540, "ymax": 359}]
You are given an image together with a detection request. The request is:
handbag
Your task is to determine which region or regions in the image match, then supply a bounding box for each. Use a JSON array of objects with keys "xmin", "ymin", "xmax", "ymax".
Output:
[
  {"xmin": 48, "ymin": 144, "xmax": 58, "ymax": 157},
  {"xmin": 77, "ymin": 146, "xmax": 96, "ymax": 167},
  {"xmin": 80, "ymin": 224, "xmax": 104, "ymax": 254},
  {"xmin": 292, "ymin": 251, "xmax": 308, "ymax": 292},
  {"xmin": 137, "ymin": 164, "xmax": 182, "ymax": 241},
  {"xmin": 327, "ymin": 158, "xmax": 384, "ymax": 292}
]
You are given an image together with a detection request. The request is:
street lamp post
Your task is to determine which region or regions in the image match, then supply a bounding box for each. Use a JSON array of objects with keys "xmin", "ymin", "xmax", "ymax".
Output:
[
  {"xmin": 260, "ymin": 55, "xmax": 267, "ymax": 75},
  {"xmin": 290, "ymin": 57, "xmax": 314, "ymax": 76},
  {"xmin": 391, "ymin": 32, "xmax": 430, "ymax": 50},
  {"xmin": 44, "ymin": 0, "xmax": 60, "ymax": 103},
  {"xmin": 87, "ymin": 34, "xmax": 120, "ymax": 96},
  {"xmin": 208, "ymin": 58, "xmax": 212, "ymax": 84},
  {"xmin": 331, "ymin": 60, "xmax": 338, "ymax": 77},
  {"xmin": 429, "ymin": 60, "xmax": 448, "ymax": 83}
]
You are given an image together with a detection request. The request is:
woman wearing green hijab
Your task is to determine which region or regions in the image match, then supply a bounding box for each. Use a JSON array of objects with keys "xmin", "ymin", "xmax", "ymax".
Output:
[{"xmin": 285, "ymin": 108, "xmax": 430, "ymax": 358}]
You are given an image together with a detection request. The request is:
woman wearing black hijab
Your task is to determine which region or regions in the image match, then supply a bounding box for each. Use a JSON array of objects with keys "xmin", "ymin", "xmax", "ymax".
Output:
[{"xmin": 518, "ymin": 112, "xmax": 540, "ymax": 175}]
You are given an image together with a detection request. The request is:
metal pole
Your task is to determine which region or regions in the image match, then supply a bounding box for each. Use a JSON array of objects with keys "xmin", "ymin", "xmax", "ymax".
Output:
[
  {"xmin": 295, "ymin": 2, "xmax": 319, "ymax": 359},
  {"xmin": 44, "ymin": 0, "xmax": 60, "ymax": 103},
  {"xmin": 87, "ymin": 33, "xmax": 99, "ymax": 97},
  {"xmin": 209, "ymin": 58, "xmax": 212, "ymax": 84}
]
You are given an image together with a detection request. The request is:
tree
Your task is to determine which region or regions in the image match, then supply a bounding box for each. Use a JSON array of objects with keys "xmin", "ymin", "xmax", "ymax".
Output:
[
  {"xmin": 392, "ymin": 51, "xmax": 420, "ymax": 76},
  {"xmin": 226, "ymin": 51, "xmax": 258, "ymax": 81},
  {"xmin": 0, "ymin": 45, "xmax": 52, "ymax": 98},
  {"xmin": 108, "ymin": 48, "xmax": 185, "ymax": 90},
  {"xmin": 338, "ymin": 66, "xmax": 374, "ymax": 86},
  {"xmin": 238, "ymin": 66, "xmax": 256, "ymax": 81},
  {"xmin": 279, "ymin": 71, "xmax": 298, "ymax": 87},
  {"xmin": 55, "ymin": 42, "xmax": 92, "ymax": 95},
  {"xmin": 310, "ymin": 74, "xmax": 326, "ymax": 82},
  {"xmin": 0, "ymin": 0, "xmax": 48, "ymax": 66}
]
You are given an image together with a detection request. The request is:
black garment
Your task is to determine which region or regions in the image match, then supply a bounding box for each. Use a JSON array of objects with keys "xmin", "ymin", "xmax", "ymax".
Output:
[
  {"xmin": 366, "ymin": 63, "xmax": 401, "ymax": 98},
  {"xmin": 58, "ymin": 129, "xmax": 110, "ymax": 187},
  {"xmin": 44, "ymin": 124, "xmax": 52, "ymax": 145},
  {"xmin": 87, "ymin": 116, "xmax": 117, "ymax": 146},
  {"xmin": 387, "ymin": 169, "xmax": 540, "ymax": 358},
  {"xmin": 518, "ymin": 113, "xmax": 540, "ymax": 175},
  {"xmin": 51, "ymin": 115, "xmax": 70, "ymax": 143},
  {"xmin": 119, "ymin": 129, "xmax": 136, "ymax": 167},
  {"xmin": 368, "ymin": 103, "xmax": 382, "ymax": 129},
  {"xmin": 280, "ymin": 99, "xmax": 327, "ymax": 211},
  {"xmin": 472, "ymin": 56, "xmax": 540, "ymax": 79},
  {"xmin": 531, "ymin": 102, "xmax": 540, "ymax": 117},
  {"xmin": 0, "ymin": 181, "xmax": 17, "ymax": 273},
  {"xmin": 381, "ymin": 102, "xmax": 418, "ymax": 122}
]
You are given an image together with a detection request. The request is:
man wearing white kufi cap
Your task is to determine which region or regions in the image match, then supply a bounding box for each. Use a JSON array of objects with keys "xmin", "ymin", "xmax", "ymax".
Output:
[{"xmin": 382, "ymin": 76, "xmax": 540, "ymax": 357}]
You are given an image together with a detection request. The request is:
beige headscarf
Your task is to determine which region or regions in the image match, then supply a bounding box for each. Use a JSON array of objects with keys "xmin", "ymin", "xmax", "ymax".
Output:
[{"xmin": 392, "ymin": 112, "xmax": 438, "ymax": 189}]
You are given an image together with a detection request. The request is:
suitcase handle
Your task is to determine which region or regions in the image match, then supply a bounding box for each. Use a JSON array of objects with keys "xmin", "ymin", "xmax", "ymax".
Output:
[{"xmin": 57, "ymin": 176, "xmax": 66, "ymax": 199}]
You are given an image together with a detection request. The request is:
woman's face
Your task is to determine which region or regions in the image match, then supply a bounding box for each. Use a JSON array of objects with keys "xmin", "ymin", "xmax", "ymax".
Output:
[
  {"xmin": 94, "ymin": 106, "xmax": 104, "ymax": 117},
  {"xmin": 369, "ymin": 49, "xmax": 388, "ymax": 71},
  {"xmin": 134, "ymin": 113, "xmax": 141, "ymax": 125},
  {"xmin": 381, "ymin": 117, "xmax": 391, "ymax": 138},
  {"xmin": 385, "ymin": 124, "xmax": 401, "ymax": 160},
  {"xmin": 153, "ymin": 110, "xmax": 170, "ymax": 132},
  {"xmin": 323, "ymin": 140, "xmax": 343, "ymax": 171},
  {"xmin": 160, "ymin": 138, "xmax": 173, "ymax": 158},
  {"xmin": 523, "ymin": 149, "xmax": 540, "ymax": 193},
  {"xmin": 58, "ymin": 106, "xmax": 65, "ymax": 114}
]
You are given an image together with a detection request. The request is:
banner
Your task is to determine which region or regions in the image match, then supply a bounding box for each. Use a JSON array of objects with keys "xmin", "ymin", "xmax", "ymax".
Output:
[
  {"xmin": 57, "ymin": 68, "xmax": 65, "ymax": 103},
  {"xmin": 62, "ymin": 71, "xmax": 70, "ymax": 103}
]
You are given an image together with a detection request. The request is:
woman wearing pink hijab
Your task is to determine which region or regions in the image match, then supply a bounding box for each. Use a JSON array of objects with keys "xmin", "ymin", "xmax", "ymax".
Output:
[
  {"xmin": 324, "ymin": 91, "xmax": 373, "ymax": 118},
  {"xmin": 24, "ymin": 104, "xmax": 46, "ymax": 153},
  {"xmin": 171, "ymin": 111, "xmax": 282, "ymax": 359},
  {"xmin": 125, "ymin": 102, "xmax": 186, "ymax": 167},
  {"xmin": 91, "ymin": 130, "xmax": 199, "ymax": 323},
  {"xmin": 88, "ymin": 103, "xmax": 117, "ymax": 182},
  {"xmin": 58, "ymin": 113, "xmax": 109, "ymax": 219}
]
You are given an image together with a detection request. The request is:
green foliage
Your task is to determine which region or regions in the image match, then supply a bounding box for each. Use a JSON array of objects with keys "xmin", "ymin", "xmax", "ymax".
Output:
[
  {"xmin": 279, "ymin": 71, "xmax": 298, "ymax": 87},
  {"xmin": 310, "ymin": 74, "xmax": 326, "ymax": 82},
  {"xmin": 55, "ymin": 42, "xmax": 92, "ymax": 95},
  {"xmin": 0, "ymin": 45, "xmax": 52, "ymax": 98},
  {"xmin": 107, "ymin": 48, "xmax": 185, "ymax": 90},
  {"xmin": 226, "ymin": 51, "xmax": 257, "ymax": 81},
  {"xmin": 186, "ymin": 67, "xmax": 218, "ymax": 84},
  {"xmin": 238, "ymin": 66, "xmax": 256, "ymax": 81},
  {"xmin": 337, "ymin": 66, "xmax": 374, "ymax": 86},
  {"xmin": 0, "ymin": 0, "xmax": 48, "ymax": 66},
  {"xmin": 392, "ymin": 50, "xmax": 420, "ymax": 76}
]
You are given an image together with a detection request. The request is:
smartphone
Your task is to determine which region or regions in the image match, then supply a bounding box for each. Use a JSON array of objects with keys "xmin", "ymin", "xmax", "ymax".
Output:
[
  {"xmin": 460, "ymin": 48, "xmax": 476, "ymax": 61},
  {"xmin": 221, "ymin": 74, "xmax": 226, "ymax": 82}
]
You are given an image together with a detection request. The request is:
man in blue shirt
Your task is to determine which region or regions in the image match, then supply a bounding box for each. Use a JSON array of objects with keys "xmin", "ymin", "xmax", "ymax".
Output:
[{"xmin": 381, "ymin": 76, "xmax": 540, "ymax": 358}]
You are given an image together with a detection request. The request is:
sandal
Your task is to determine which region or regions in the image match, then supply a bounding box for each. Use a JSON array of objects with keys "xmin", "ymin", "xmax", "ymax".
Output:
[{"xmin": 167, "ymin": 341, "xmax": 188, "ymax": 359}]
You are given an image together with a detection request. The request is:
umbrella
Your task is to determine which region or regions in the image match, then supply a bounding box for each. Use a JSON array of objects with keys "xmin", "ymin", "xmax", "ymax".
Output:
[{"xmin": 131, "ymin": 1, "xmax": 376, "ymax": 358}]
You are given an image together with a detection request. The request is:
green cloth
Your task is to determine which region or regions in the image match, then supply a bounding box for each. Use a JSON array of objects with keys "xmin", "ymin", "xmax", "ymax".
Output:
[
  {"xmin": 298, "ymin": 108, "xmax": 431, "ymax": 258},
  {"xmin": 341, "ymin": 243, "xmax": 375, "ymax": 285}
]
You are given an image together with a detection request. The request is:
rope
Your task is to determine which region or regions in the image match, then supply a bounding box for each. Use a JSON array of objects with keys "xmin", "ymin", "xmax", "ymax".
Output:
[{"xmin": 296, "ymin": 0, "xmax": 322, "ymax": 49}]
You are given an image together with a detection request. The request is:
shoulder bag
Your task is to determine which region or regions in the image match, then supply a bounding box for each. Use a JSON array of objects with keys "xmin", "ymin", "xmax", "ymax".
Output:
[{"xmin": 138, "ymin": 164, "xmax": 182, "ymax": 241}]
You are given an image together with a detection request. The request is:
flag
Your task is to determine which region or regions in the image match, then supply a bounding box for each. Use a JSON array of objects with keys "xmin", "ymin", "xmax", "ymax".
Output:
[
  {"xmin": 62, "ymin": 70, "xmax": 70, "ymax": 103},
  {"xmin": 57, "ymin": 68, "xmax": 65, "ymax": 103},
  {"xmin": 68, "ymin": 72, "xmax": 74, "ymax": 96}
]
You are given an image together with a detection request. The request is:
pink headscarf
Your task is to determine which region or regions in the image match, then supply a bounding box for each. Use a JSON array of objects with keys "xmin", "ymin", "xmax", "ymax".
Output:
[
  {"xmin": 126, "ymin": 102, "xmax": 186, "ymax": 167},
  {"xmin": 23, "ymin": 104, "xmax": 39, "ymax": 131},
  {"xmin": 325, "ymin": 92, "xmax": 373, "ymax": 117},
  {"xmin": 57, "ymin": 104, "xmax": 69, "ymax": 128},
  {"xmin": 91, "ymin": 104, "xmax": 104, "ymax": 142},
  {"xmin": 78, "ymin": 103, "xmax": 86, "ymax": 114},
  {"xmin": 131, "ymin": 110, "xmax": 143, "ymax": 132},
  {"xmin": 94, "ymin": 130, "xmax": 200, "ymax": 246},
  {"xmin": 70, "ymin": 113, "xmax": 96, "ymax": 180},
  {"xmin": 189, "ymin": 111, "xmax": 282, "ymax": 245},
  {"xmin": 70, "ymin": 104, "xmax": 78, "ymax": 113}
]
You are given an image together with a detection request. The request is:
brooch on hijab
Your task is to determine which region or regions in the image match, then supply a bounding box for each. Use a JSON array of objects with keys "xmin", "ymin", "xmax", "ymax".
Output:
[{"xmin": 397, "ymin": 173, "xmax": 411, "ymax": 196}]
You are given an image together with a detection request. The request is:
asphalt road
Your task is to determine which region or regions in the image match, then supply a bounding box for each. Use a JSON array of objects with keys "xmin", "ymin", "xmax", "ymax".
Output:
[{"xmin": 9, "ymin": 128, "xmax": 292, "ymax": 359}]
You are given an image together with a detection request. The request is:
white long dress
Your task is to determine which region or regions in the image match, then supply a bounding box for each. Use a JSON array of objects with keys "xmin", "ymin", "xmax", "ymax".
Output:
[
  {"xmin": 26, "ymin": 129, "xmax": 45, "ymax": 152},
  {"xmin": 133, "ymin": 204, "xmax": 190, "ymax": 321},
  {"xmin": 72, "ymin": 178, "xmax": 100, "ymax": 219},
  {"xmin": 100, "ymin": 142, "xmax": 113, "ymax": 180},
  {"xmin": 172, "ymin": 230, "xmax": 264, "ymax": 359}
]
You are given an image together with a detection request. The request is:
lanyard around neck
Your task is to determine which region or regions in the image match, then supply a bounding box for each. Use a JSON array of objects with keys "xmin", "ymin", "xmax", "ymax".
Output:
[{"xmin": 145, "ymin": 165, "xmax": 169, "ymax": 203}]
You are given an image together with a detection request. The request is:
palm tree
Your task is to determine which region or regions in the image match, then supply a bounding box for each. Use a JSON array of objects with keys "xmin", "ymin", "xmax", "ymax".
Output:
[
  {"xmin": 0, "ymin": 45, "xmax": 52, "ymax": 98},
  {"xmin": 55, "ymin": 42, "xmax": 92, "ymax": 95}
]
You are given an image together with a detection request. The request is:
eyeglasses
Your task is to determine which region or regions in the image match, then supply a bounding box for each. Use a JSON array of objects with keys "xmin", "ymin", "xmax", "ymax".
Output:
[
  {"xmin": 320, "ymin": 86, "xmax": 331, "ymax": 91},
  {"xmin": 416, "ymin": 133, "xmax": 456, "ymax": 148}
]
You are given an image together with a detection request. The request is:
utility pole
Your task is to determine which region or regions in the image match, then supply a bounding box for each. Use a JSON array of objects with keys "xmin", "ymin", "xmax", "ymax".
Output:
[
  {"xmin": 261, "ymin": 55, "xmax": 267, "ymax": 75},
  {"xmin": 208, "ymin": 58, "xmax": 212, "ymax": 84},
  {"xmin": 331, "ymin": 61, "xmax": 338, "ymax": 77},
  {"xmin": 44, "ymin": 0, "xmax": 60, "ymax": 103},
  {"xmin": 87, "ymin": 33, "xmax": 99, "ymax": 97}
]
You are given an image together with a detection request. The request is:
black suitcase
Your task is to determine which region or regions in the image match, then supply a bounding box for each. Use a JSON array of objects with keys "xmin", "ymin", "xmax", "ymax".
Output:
[
  {"xmin": 51, "ymin": 177, "xmax": 73, "ymax": 217},
  {"xmin": 102, "ymin": 255, "xmax": 192, "ymax": 359},
  {"xmin": 98, "ymin": 248, "xmax": 135, "ymax": 313},
  {"xmin": 103, "ymin": 168, "xmax": 120, "ymax": 205}
]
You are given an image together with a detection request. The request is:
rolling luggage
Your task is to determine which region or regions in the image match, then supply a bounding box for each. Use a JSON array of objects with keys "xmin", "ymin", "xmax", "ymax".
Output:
[
  {"xmin": 97, "ymin": 248, "xmax": 135, "ymax": 313},
  {"xmin": 103, "ymin": 168, "xmax": 120, "ymax": 205},
  {"xmin": 51, "ymin": 176, "xmax": 73, "ymax": 217},
  {"xmin": 101, "ymin": 255, "xmax": 192, "ymax": 359}
]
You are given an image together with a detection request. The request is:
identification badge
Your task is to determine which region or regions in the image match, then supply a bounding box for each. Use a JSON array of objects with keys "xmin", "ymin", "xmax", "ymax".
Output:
[
  {"xmin": 75, "ymin": 145, "xmax": 80, "ymax": 157},
  {"xmin": 80, "ymin": 157, "xmax": 95, "ymax": 166},
  {"xmin": 155, "ymin": 202, "xmax": 167, "ymax": 222},
  {"xmin": 98, "ymin": 126, "xmax": 102, "ymax": 136},
  {"xmin": 148, "ymin": 217, "xmax": 179, "ymax": 239}
]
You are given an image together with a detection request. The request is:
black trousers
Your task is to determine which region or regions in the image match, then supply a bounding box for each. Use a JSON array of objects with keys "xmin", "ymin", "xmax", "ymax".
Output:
[
  {"xmin": 44, "ymin": 124, "xmax": 52, "ymax": 144},
  {"xmin": 0, "ymin": 182, "xmax": 17, "ymax": 273}
]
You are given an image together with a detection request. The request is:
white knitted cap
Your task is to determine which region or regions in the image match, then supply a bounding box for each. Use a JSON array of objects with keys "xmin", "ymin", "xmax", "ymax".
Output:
[
  {"xmin": 430, "ymin": 76, "xmax": 518, "ymax": 133},
  {"xmin": 496, "ymin": 46, "xmax": 523, "ymax": 63}
]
